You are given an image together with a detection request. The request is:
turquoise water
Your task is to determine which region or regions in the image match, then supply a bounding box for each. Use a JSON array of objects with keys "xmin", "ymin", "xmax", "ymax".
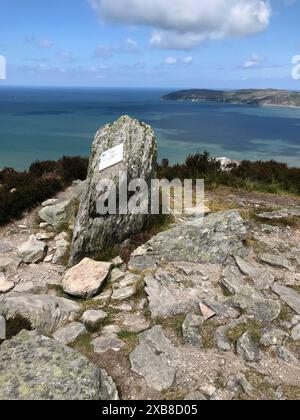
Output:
[{"xmin": 1, "ymin": 87, "xmax": 300, "ymax": 170}]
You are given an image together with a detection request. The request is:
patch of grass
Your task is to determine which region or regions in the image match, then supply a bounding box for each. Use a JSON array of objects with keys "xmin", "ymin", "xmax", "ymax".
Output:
[
  {"xmin": 279, "ymin": 305, "xmax": 294, "ymax": 323},
  {"xmin": 226, "ymin": 320, "xmax": 264, "ymax": 345},
  {"xmin": 118, "ymin": 330, "xmax": 139, "ymax": 354},
  {"xmin": 201, "ymin": 320, "xmax": 223, "ymax": 349},
  {"xmin": 71, "ymin": 333, "xmax": 93, "ymax": 356},
  {"xmin": 155, "ymin": 314, "xmax": 187, "ymax": 341},
  {"xmin": 290, "ymin": 285, "xmax": 300, "ymax": 294},
  {"xmin": 162, "ymin": 389, "xmax": 185, "ymax": 401},
  {"xmin": 282, "ymin": 385, "xmax": 300, "ymax": 400},
  {"xmin": 214, "ymin": 372, "xmax": 227, "ymax": 389},
  {"xmin": 241, "ymin": 371, "xmax": 276, "ymax": 400}
]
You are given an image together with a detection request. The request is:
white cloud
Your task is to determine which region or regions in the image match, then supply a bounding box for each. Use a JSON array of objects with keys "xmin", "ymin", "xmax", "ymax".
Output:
[
  {"xmin": 244, "ymin": 53, "xmax": 264, "ymax": 68},
  {"xmin": 182, "ymin": 56, "xmax": 193, "ymax": 64},
  {"xmin": 165, "ymin": 56, "xmax": 178, "ymax": 65},
  {"xmin": 89, "ymin": 0, "xmax": 272, "ymax": 50},
  {"xmin": 25, "ymin": 37, "xmax": 54, "ymax": 49},
  {"xmin": 94, "ymin": 38, "xmax": 139, "ymax": 58}
]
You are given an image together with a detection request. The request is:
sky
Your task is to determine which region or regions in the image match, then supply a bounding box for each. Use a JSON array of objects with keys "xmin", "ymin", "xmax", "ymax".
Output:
[{"xmin": 0, "ymin": 0, "xmax": 300, "ymax": 88}]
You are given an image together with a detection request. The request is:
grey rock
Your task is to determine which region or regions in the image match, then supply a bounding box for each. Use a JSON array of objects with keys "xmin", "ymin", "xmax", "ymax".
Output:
[
  {"xmin": 129, "ymin": 211, "xmax": 247, "ymax": 271},
  {"xmin": 215, "ymin": 318, "xmax": 247, "ymax": 352},
  {"xmin": 39, "ymin": 198, "xmax": 78, "ymax": 230},
  {"xmin": 116, "ymin": 273, "xmax": 141, "ymax": 289},
  {"xmin": 0, "ymin": 293, "xmax": 81, "ymax": 334},
  {"xmin": 120, "ymin": 312, "xmax": 150, "ymax": 333},
  {"xmin": 110, "ymin": 268, "xmax": 125, "ymax": 283},
  {"xmin": 81, "ymin": 310, "xmax": 108, "ymax": 329},
  {"xmin": 0, "ymin": 315, "xmax": 5, "ymax": 340},
  {"xmin": 236, "ymin": 331, "xmax": 261, "ymax": 362},
  {"xmin": 62, "ymin": 258, "xmax": 111, "ymax": 298},
  {"xmin": 227, "ymin": 373, "xmax": 254, "ymax": 396},
  {"xmin": 111, "ymin": 286, "xmax": 136, "ymax": 301},
  {"xmin": 0, "ymin": 241, "xmax": 12, "ymax": 254},
  {"xmin": 92, "ymin": 333, "xmax": 125, "ymax": 354},
  {"xmin": 184, "ymin": 391, "xmax": 207, "ymax": 401},
  {"xmin": 272, "ymin": 284, "xmax": 300, "ymax": 315},
  {"xmin": 259, "ymin": 253, "xmax": 293, "ymax": 272},
  {"xmin": 276, "ymin": 346, "xmax": 299, "ymax": 365},
  {"xmin": 52, "ymin": 238, "xmax": 70, "ymax": 265},
  {"xmin": 258, "ymin": 208, "xmax": 300, "ymax": 220},
  {"xmin": 69, "ymin": 116, "xmax": 157, "ymax": 265},
  {"xmin": 229, "ymin": 291, "xmax": 281, "ymax": 323},
  {"xmin": 93, "ymin": 289, "xmax": 112, "ymax": 307},
  {"xmin": 0, "ymin": 330, "xmax": 118, "ymax": 400},
  {"xmin": 0, "ymin": 256, "xmax": 21, "ymax": 273},
  {"xmin": 14, "ymin": 280, "xmax": 48, "ymax": 294},
  {"xmin": 202, "ymin": 298, "xmax": 240, "ymax": 319},
  {"xmin": 261, "ymin": 224, "xmax": 280, "ymax": 235},
  {"xmin": 130, "ymin": 325, "xmax": 179, "ymax": 391},
  {"xmin": 42, "ymin": 198, "xmax": 59, "ymax": 207},
  {"xmin": 291, "ymin": 324, "xmax": 300, "ymax": 341},
  {"xmin": 260, "ymin": 327, "xmax": 289, "ymax": 347},
  {"xmin": 0, "ymin": 273, "xmax": 14, "ymax": 293},
  {"xmin": 17, "ymin": 235, "xmax": 46, "ymax": 264},
  {"xmin": 199, "ymin": 385, "xmax": 217, "ymax": 398},
  {"xmin": 53, "ymin": 322, "xmax": 87, "ymax": 345},
  {"xmin": 144, "ymin": 272, "xmax": 201, "ymax": 319},
  {"xmin": 220, "ymin": 265, "xmax": 248, "ymax": 295},
  {"xmin": 182, "ymin": 313, "xmax": 204, "ymax": 347},
  {"xmin": 234, "ymin": 255, "xmax": 275, "ymax": 290}
]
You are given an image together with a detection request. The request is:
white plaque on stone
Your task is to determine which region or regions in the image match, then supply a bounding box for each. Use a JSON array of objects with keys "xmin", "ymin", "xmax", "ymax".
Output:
[{"xmin": 99, "ymin": 143, "xmax": 124, "ymax": 172}]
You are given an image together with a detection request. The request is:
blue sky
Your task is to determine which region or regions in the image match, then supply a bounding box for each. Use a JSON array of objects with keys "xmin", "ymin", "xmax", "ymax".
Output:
[{"xmin": 0, "ymin": 0, "xmax": 300, "ymax": 88}]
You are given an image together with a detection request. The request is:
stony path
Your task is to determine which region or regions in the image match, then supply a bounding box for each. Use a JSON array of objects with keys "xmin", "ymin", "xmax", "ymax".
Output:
[{"xmin": 1, "ymin": 185, "xmax": 300, "ymax": 400}]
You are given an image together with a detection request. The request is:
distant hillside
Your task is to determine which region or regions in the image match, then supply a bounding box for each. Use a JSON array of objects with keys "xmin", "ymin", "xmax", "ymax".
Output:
[{"xmin": 162, "ymin": 89, "xmax": 300, "ymax": 107}]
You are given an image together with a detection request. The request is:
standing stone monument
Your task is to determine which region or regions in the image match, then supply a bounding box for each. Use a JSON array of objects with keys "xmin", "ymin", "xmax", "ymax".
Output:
[{"xmin": 69, "ymin": 116, "xmax": 157, "ymax": 266}]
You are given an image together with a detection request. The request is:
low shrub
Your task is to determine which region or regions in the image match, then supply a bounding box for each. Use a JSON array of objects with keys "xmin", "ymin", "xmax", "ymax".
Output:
[{"xmin": 0, "ymin": 156, "xmax": 88, "ymax": 226}]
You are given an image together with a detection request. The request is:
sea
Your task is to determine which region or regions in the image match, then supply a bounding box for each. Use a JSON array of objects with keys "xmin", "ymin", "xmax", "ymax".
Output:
[{"xmin": 1, "ymin": 86, "xmax": 300, "ymax": 170}]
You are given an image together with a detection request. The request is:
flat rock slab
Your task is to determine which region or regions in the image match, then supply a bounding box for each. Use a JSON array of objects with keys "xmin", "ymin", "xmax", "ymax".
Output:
[
  {"xmin": 0, "ymin": 241, "xmax": 12, "ymax": 254},
  {"xmin": 272, "ymin": 284, "xmax": 300, "ymax": 315},
  {"xmin": 13, "ymin": 280, "xmax": 48, "ymax": 294},
  {"xmin": 130, "ymin": 325, "xmax": 179, "ymax": 392},
  {"xmin": 119, "ymin": 312, "xmax": 150, "ymax": 333},
  {"xmin": 0, "ymin": 293, "xmax": 81, "ymax": 334},
  {"xmin": 62, "ymin": 258, "xmax": 111, "ymax": 298},
  {"xmin": 0, "ymin": 330, "xmax": 118, "ymax": 400},
  {"xmin": 129, "ymin": 211, "xmax": 247, "ymax": 271},
  {"xmin": 259, "ymin": 253, "xmax": 293, "ymax": 272},
  {"xmin": 111, "ymin": 286, "xmax": 136, "ymax": 301},
  {"xmin": 0, "ymin": 256, "xmax": 21, "ymax": 274},
  {"xmin": 53, "ymin": 322, "xmax": 87, "ymax": 345},
  {"xmin": 92, "ymin": 333, "xmax": 125, "ymax": 354},
  {"xmin": 0, "ymin": 273, "xmax": 14, "ymax": 293},
  {"xmin": 257, "ymin": 209, "xmax": 300, "ymax": 220},
  {"xmin": 145, "ymin": 273, "xmax": 201, "ymax": 318}
]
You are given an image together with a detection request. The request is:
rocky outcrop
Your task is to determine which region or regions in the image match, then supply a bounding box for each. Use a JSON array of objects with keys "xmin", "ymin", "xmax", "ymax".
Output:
[
  {"xmin": 69, "ymin": 116, "xmax": 157, "ymax": 265},
  {"xmin": 129, "ymin": 210, "xmax": 247, "ymax": 271},
  {"xmin": 0, "ymin": 330, "xmax": 118, "ymax": 400}
]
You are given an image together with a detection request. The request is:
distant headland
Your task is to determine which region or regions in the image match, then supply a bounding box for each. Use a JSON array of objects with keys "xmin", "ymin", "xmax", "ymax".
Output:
[{"xmin": 162, "ymin": 89, "xmax": 300, "ymax": 107}]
